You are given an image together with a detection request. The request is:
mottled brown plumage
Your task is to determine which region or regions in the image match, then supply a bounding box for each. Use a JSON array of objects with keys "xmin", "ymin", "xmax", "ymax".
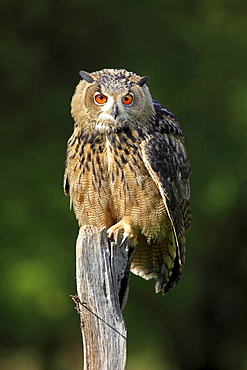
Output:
[{"xmin": 64, "ymin": 68, "xmax": 191, "ymax": 294}]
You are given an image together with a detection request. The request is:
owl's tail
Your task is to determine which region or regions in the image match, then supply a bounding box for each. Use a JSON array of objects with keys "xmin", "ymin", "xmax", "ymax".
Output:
[{"xmin": 130, "ymin": 232, "xmax": 182, "ymax": 294}]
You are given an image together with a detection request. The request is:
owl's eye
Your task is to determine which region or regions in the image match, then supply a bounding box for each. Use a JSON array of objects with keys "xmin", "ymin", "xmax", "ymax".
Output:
[
  {"xmin": 94, "ymin": 93, "xmax": 108, "ymax": 105},
  {"xmin": 122, "ymin": 93, "xmax": 134, "ymax": 105}
]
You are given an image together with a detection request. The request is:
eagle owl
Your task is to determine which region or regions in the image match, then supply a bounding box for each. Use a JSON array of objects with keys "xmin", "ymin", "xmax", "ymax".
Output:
[{"xmin": 64, "ymin": 68, "xmax": 191, "ymax": 295}]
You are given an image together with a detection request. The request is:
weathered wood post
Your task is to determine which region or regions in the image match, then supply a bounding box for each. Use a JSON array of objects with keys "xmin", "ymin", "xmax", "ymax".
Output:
[{"xmin": 73, "ymin": 225, "xmax": 134, "ymax": 370}]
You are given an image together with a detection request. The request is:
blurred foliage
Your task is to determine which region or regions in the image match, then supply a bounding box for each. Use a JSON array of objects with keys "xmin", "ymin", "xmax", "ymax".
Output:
[{"xmin": 1, "ymin": 0, "xmax": 247, "ymax": 369}]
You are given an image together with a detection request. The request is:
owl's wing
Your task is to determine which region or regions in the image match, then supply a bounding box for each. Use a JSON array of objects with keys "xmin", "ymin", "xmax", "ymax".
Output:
[{"xmin": 140, "ymin": 101, "xmax": 191, "ymax": 291}]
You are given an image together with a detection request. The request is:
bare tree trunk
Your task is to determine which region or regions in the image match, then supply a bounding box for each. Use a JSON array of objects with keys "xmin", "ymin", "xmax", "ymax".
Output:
[{"xmin": 74, "ymin": 225, "xmax": 134, "ymax": 370}]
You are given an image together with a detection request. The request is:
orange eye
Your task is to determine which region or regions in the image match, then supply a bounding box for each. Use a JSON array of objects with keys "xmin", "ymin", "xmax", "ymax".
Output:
[
  {"xmin": 122, "ymin": 93, "xmax": 133, "ymax": 105},
  {"xmin": 94, "ymin": 93, "xmax": 108, "ymax": 105}
]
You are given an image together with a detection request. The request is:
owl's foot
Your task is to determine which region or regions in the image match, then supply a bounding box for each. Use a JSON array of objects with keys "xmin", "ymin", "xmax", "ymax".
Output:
[{"xmin": 107, "ymin": 219, "xmax": 138, "ymax": 245}]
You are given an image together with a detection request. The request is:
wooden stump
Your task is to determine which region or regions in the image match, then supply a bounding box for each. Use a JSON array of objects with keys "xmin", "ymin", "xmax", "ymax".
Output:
[{"xmin": 74, "ymin": 225, "xmax": 134, "ymax": 370}]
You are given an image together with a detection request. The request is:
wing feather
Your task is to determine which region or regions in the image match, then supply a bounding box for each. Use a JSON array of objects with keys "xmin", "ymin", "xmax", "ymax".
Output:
[{"xmin": 140, "ymin": 101, "xmax": 191, "ymax": 290}]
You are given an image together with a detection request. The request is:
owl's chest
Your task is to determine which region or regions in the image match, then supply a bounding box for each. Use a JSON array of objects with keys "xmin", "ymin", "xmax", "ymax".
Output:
[
  {"xmin": 87, "ymin": 136, "xmax": 147, "ymax": 194},
  {"xmin": 67, "ymin": 130, "xmax": 164, "ymax": 227},
  {"xmin": 73, "ymin": 131, "xmax": 153, "ymax": 202}
]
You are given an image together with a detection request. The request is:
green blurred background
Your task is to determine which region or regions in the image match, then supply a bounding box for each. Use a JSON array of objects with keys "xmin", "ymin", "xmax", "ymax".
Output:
[{"xmin": 1, "ymin": 0, "xmax": 247, "ymax": 369}]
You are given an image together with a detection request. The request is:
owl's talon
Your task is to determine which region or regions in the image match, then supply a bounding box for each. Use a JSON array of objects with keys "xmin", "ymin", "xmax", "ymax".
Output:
[
  {"xmin": 120, "ymin": 233, "xmax": 130, "ymax": 246},
  {"xmin": 107, "ymin": 225, "xmax": 120, "ymax": 240},
  {"xmin": 107, "ymin": 219, "xmax": 137, "ymax": 245},
  {"xmin": 106, "ymin": 228, "xmax": 117, "ymax": 241}
]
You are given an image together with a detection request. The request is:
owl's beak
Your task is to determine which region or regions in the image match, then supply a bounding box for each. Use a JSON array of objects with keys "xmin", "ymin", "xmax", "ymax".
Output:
[{"xmin": 112, "ymin": 104, "xmax": 119, "ymax": 119}]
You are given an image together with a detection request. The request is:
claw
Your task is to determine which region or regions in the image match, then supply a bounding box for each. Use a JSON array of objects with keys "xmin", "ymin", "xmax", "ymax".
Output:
[
  {"xmin": 106, "ymin": 228, "xmax": 115, "ymax": 241},
  {"xmin": 107, "ymin": 219, "xmax": 138, "ymax": 245},
  {"xmin": 120, "ymin": 232, "xmax": 130, "ymax": 246}
]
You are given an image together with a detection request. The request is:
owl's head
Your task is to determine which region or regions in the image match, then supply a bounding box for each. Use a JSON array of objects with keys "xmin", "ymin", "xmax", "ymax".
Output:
[{"xmin": 71, "ymin": 68, "xmax": 155, "ymax": 133}]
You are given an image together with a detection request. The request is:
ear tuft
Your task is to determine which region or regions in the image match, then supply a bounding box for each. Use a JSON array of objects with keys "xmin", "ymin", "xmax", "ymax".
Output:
[
  {"xmin": 137, "ymin": 76, "xmax": 149, "ymax": 87},
  {"xmin": 79, "ymin": 70, "xmax": 94, "ymax": 83}
]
